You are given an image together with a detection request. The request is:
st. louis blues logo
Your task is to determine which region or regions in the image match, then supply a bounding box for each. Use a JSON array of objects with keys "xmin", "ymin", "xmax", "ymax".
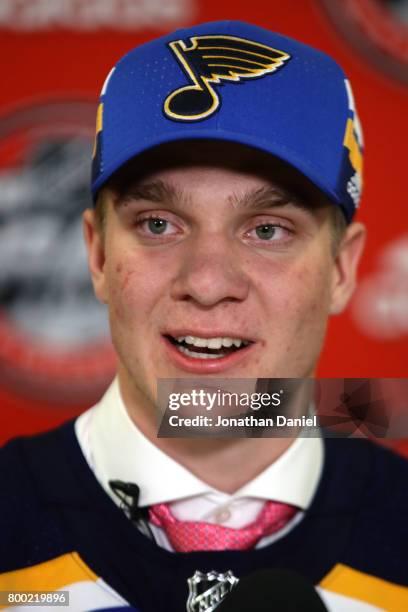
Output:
[{"xmin": 164, "ymin": 35, "xmax": 290, "ymax": 121}]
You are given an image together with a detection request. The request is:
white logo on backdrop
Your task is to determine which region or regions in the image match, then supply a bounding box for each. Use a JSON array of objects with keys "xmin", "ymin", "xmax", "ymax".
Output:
[
  {"xmin": 0, "ymin": 136, "xmax": 109, "ymax": 346},
  {"xmin": 0, "ymin": 100, "xmax": 116, "ymax": 402},
  {"xmin": 0, "ymin": 0, "xmax": 194, "ymax": 30},
  {"xmin": 352, "ymin": 235, "xmax": 408, "ymax": 339}
]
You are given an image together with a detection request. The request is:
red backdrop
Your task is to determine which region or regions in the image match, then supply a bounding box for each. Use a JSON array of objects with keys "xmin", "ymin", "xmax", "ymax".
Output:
[{"xmin": 0, "ymin": 0, "xmax": 407, "ymax": 454}]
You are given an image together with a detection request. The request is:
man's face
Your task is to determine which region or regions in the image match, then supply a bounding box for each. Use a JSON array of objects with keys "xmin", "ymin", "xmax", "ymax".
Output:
[{"xmin": 84, "ymin": 142, "xmax": 364, "ymax": 408}]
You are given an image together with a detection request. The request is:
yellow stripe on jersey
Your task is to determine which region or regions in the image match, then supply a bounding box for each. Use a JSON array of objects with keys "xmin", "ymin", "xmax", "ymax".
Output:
[
  {"xmin": 0, "ymin": 552, "xmax": 98, "ymax": 603},
  {"xmin": 320, "ymin": 563, "xmax": 408, "ymax": 610}
]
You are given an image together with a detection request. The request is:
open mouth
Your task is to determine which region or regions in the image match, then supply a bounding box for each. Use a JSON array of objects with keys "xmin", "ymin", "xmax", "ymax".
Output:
[{"xmin": 165, "ymin": 334, "xmax": 252, "ymax": 360}]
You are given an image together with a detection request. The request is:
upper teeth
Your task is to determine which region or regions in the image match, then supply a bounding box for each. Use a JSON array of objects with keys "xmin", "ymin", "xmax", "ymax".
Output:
[{"xmin": 176, "ymin": 336, "xmax": 249, "ymax": 349}]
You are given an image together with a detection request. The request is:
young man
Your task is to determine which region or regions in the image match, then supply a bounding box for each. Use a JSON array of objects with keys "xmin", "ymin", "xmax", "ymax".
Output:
[{"xmin": 1, "ymin": 20, "xmax": 407, "ymax": 612}]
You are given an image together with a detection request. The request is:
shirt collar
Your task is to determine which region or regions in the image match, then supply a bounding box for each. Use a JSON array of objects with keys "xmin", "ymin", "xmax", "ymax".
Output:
[{"xmin": 77, "ymin": 378, "xmax": 323, "ymax": 510}]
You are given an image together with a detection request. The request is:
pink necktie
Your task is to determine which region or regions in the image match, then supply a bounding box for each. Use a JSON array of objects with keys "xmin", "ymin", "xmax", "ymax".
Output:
[{"xmin": 149, "ymin": 501, "xmax": 298, "ymax": 552}]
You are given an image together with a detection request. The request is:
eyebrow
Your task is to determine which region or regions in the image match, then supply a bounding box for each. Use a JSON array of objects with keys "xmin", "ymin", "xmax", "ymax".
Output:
[
  {"xmin": 116, "ymin": 180, "xmax": 190, "ymax": 209},
  {"xmin": 230, "ymin": 185, "xmax": 306, "ymax": 211},
  {"xmin": 115, "ymin": 179, "xmax": 306, "ymax": 212}
]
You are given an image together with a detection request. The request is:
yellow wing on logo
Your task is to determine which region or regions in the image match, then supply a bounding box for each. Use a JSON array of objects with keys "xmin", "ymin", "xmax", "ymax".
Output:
[{"xmin": 164, "ymin": 35, "xmax": 291, "ymax": 121}]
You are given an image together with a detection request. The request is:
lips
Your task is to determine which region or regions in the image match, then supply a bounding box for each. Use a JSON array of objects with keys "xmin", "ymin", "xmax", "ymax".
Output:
[{"xmin": 162, "ymin": 332, "xmax": 255, "ymax": 373}]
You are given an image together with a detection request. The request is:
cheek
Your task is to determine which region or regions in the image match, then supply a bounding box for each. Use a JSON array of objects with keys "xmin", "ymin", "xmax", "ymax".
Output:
[
  {"xmin": 107, "ymin": 252, "xmax": 173, "ymax": 323},
  {"xmin": 259, "ymin": 261, "xmax": 333, "ymax": 376},
  {"xmin": 286, "ymin": 268, "xmax": 334, "ymax": 369},
  {"xmin": 296, "ymin": 265, "xmax": 334, "ymax": 328},
  {"xmin": 294, "ymin": 265, "xmax": 331, "ymax": 311},
  {"xmin": 256, "ymin": 258, "xmax": 333, "ymax": 329}
]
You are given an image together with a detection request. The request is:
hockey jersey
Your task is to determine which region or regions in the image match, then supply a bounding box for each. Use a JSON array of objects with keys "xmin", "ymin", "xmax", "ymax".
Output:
[{"xmin": 0, "ymin": 421, "xmax": 407, "ymax": 611}]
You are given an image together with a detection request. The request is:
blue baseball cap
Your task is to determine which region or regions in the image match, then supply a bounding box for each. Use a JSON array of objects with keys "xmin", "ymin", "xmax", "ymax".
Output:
[{"xmin": 91, "ymin": 20, "xmax": 364, "ymax": 222}]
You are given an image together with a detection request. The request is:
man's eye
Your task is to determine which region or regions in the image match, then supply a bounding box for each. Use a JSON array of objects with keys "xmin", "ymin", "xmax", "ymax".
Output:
[
  {"xmin": 147, "ymin": 218, "xmax": 168, "ymax": 234},
  {"xmin": 256, "ymin": 224, "xmax": 277, "ymax": 240},
  {"xmin": 253, "ymin": 224, "xmax": 288, "ymax": 241},
  {"xmin": 135, "ymin": 215, "xmax": 178, "ymax": 237}
]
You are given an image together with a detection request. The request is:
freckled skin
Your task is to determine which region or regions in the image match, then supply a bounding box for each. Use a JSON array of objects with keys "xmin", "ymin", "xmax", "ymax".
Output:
[{"xmin": 84, "ymin": 143, "xmax": 365, "ymax": 417}]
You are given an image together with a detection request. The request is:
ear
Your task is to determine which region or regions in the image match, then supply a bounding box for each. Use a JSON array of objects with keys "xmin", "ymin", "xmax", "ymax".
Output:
[
  {"xmin": 330, "ymin": 221, "xmax": 366, "ymax": 315},
  {"xmin": 83, "ymin": 208, "xmax": 108, "ymax": 304}
]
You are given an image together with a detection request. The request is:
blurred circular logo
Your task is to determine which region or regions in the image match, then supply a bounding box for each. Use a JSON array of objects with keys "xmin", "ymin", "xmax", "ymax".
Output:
[
  {"xmin": 0, "ymin": 100, "xmax": 116, "ymax": 403},
  {"xmin": 321, "ymin": 0, "xmax": 408, "ymax": 85},
  {"xmin": 352, "ymin": 234, "xmax": 408, "ymax": 339}
]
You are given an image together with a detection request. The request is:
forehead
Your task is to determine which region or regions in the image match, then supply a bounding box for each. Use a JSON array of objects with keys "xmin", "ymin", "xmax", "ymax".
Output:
[{"xmin": 107, "ymin": 140, "xmax": 330, "ymax": 210}]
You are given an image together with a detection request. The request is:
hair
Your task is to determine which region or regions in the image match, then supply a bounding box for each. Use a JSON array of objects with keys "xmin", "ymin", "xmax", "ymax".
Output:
[
  {"xmin": 94, "ymin": 188, "xmax": 109, "ymax": 235},
  {"xmin": 328, "ymin": 203, "xmax": 348, "ymax": 255}
]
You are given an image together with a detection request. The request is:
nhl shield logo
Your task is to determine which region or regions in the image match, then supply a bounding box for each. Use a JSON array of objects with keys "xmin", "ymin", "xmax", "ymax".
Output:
[{"xmin": 187, "ymin": 570, "xmax": 239, "ymax": 611}]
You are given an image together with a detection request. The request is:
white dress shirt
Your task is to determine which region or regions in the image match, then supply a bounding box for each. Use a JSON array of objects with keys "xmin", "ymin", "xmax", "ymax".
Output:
[{"xmin": 75, "ymin": 378, "xmax": 323, "ymax": 551}]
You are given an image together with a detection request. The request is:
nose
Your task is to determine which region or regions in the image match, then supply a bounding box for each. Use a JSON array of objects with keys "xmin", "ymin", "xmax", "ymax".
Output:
[{"xmin": 170, "ymin": 233, "xmax": 250, "ymax": 306}]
